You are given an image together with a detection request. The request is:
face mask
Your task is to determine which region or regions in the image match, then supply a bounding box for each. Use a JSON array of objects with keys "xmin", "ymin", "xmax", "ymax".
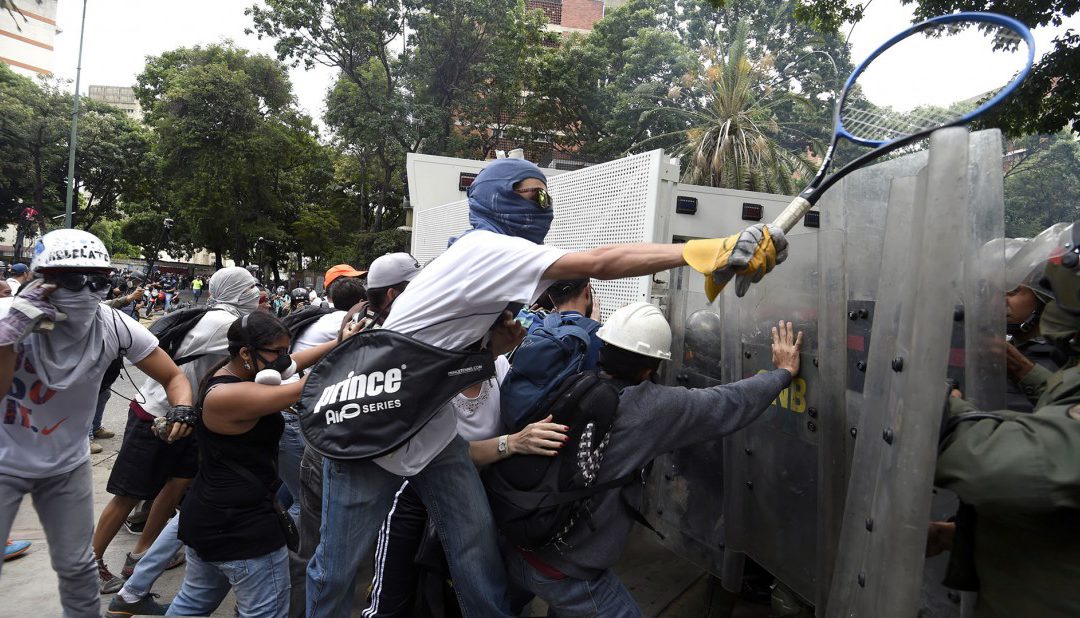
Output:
[
  {"xmin": 257, "ymin": 351, "xmax": 293, "ymax": 374},
  {"xmin": 49, "ymin": 286, "xmax": 107, "ymax": 322}
]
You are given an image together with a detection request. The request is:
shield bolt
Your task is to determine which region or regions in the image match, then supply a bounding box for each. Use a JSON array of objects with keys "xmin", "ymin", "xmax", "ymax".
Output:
[
  {"xmin": 744, "ymin": 350, "xmax": 752, "ymax": 359},
  {"xmin": 848, "ymin": 311, "xmax": 858, "ymax": 321},
  {"xmin": 865, "ymin": 517, "xmax": 874, "ymax": 531},
  {"xmin": 857, "ymin": 572, "xmax": 866, "ymax": 588},
  {"xmin": 850, "ymin": 427, "xmax": 858, "ymax": 438},
  {"xmin": 891, "ymin": 357, "xmax": 903, "ymax": 372},
  {"xmin": 807, "ymin": 421, "xmax": 817, "ymax": 432},
  {"xmin": 883, "ymin": 428, "xmax": 894, "ymax": 444},
  {"xmin": 807, "ymin": 407, "xmax": 818, "ymax": 418},
  {"xmin": 745, "ymin": 481, "xmax": 753, "ymax": 491},
  {"xmin": 857, "ymin": 308, "xmax": 869, "ymax": 319},
  {"xmin": 856, "ymin": 361, "xmax": 866, "ymax": 372},
  {"xmin": 744, "ymin": 447, "xmax": 753, "ymax": 456}
]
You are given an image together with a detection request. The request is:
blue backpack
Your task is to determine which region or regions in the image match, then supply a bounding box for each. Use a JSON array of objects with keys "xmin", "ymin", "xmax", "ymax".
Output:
[{"xmin": 500, "ymin": 312, "xmax": 601, "ymax": 431}]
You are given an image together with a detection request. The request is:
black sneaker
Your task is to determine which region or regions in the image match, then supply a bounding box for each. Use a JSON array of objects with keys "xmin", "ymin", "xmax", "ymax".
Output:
[
  {"xmin": 123, "ymin": 519, "xmax": 145, "ymax": 535},
  {"xmin": 106, "ymin": 592, "xmax": 168, "ymax": 616}
]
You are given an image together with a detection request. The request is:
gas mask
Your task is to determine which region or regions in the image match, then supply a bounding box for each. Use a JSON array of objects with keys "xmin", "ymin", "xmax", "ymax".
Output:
[{"xmin": 253, "ymin": 350, "xmax": 298, "ymax": 385}]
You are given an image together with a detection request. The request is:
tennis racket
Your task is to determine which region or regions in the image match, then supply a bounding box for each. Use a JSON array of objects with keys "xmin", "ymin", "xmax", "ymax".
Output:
[{"xmin": 772, "ymin": 12, "xmax": 1035, "ymax": 232}]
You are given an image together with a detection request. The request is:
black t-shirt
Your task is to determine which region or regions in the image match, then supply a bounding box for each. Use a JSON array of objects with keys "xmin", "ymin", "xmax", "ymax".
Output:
[{"xmin": 178, "ymin": 374, "xmax": 286, "ymax": 561}]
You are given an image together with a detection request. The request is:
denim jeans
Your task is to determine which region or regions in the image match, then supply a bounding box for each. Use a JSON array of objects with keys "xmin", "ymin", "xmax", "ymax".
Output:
[
  {"xmin": 121, "ymin": 512, "xmax": 184, "ymax": 599},
  {"xmin": 164, "ymin": 293, "xmax": 173, "ymax": 312},
  {"xmin": 306, "ymin": 436, "xmax": 511, "ymax": 618},
  {"xmin": 502, "ymin": 546, "xmax": 642, "ymax": 618},
  {"xmin": 0, "ymin": 461, "xmax": 99, "ymax": 617},
  {"xmin": 277, "ymin": 411, "xmax": 304, "ymax": 521},
  {"xmin": 168, "ymin": 545, "xmax": 290, "ymax": 618},
  {"xmin": 90, "ymin": 385, "xmax": 110, "ymax": 435}
]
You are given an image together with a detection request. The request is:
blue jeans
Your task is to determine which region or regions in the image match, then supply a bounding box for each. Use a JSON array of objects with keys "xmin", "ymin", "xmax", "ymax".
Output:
[
  {"xmin": 168, "ymin": 545, "xmax": 289, "ymax": 618},
  {"xmin": 502, "ymin": 546, "xmax": 642, "ymax": 617},
  {"xmin": 277, "ymin": 412, "xmax": 304, "ymax": 521},
  {"xmin": 122, "ymin": 513, "xmax": 183, "ymax": 599},
  {"xmin": 164, "ymin": 293, "xmax": 173, "ymax": 311},
  {"xmin": 306, "ymin": 436, "xmax": 511, "ymax": 618},
  {"xmin": 90, "ymin": 385, "xmax": 110, "ymax": 435}
]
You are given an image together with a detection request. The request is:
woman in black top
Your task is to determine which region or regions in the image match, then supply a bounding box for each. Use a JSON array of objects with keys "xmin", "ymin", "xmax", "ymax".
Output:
[{"xmin": 168, "ymin": 312, "xmax": 355, "ymax": 618}]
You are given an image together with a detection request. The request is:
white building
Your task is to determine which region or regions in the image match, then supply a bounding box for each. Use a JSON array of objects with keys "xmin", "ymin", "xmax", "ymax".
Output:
[
  {"xmin": 0, "ymin": 0, "xmax": 59, "ymax": 77},
  {"xmin": 88, "ymin": 84, "xmax": 143, "ymax": 121}
]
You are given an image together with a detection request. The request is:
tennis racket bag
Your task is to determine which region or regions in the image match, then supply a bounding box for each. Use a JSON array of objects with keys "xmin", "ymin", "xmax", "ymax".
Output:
[{"xmin": 298, "ymin": 329, "xmax": 494, "ymax": 460}]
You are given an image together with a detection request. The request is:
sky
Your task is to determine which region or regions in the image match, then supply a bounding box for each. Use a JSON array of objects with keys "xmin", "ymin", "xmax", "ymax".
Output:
[{"xmin": 49, "ymin": 1, "xmax": 1079, "ymax": 130}]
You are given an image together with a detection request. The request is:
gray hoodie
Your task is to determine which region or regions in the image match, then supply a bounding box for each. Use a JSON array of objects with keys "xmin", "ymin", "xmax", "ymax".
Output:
[{"xmin": 534, "ymin": 368, "xmax": 792, "ymax": 580}]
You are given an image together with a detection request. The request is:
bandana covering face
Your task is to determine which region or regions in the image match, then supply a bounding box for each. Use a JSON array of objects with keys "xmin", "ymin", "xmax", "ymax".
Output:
[
  {"xmin": 206, "ymin": 267, "xmax": 260, "ymax": 317},
  {"xmin": 450, "ymin": 158, "xmax": 553, "ymax": 246},
  {"xmin": 31, "ymin": 283, "xmax": 109, "ymax": 390}
]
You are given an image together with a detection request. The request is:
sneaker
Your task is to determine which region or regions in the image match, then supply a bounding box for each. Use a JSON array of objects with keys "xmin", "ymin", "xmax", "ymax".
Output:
[
  {"xmin": 123, "ymin": 519, "xmax": 145, "ymax": 535},
  {"xmin": 106, "ymin": 592, "xmax": 168, "ymax": 617},
  {"xmin": 98, "ymin": 559, "xmax": 125, "ymax": 594},
  {"xmin": 120, "ymin": 551, "xmax": 140, "ymax": 578},
  {"xmin": 4, "ymin": 538, "xmax": 30, "ymax": 561},
  {"xmin": 93, "ymin": 427, "xmax": 115, "ymax": 439},
  {"xmin": 164, "ymin": 545, "xmax": 186, "ymax": 570},
  {"xmin": 90, "ymin": 442, "xmax": 104, "ymax": 455}
]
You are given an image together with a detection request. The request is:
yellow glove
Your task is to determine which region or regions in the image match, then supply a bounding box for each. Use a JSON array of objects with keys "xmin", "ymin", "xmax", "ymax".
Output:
[{"xmin": 683, "ymin": 223, "xmax": 789, "ymax": 301}]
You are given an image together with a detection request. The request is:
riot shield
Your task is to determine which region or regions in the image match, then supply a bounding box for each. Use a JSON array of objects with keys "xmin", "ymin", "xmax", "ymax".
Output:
[{"xmin": 654, "ymin": 128, "xmax": 1005, "ymax": 616}]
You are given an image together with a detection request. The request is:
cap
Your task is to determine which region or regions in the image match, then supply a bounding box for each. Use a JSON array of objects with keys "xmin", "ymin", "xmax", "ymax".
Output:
[
  {"xmin": 9, "ymin": 263, "xmax": 28, "ymax": 274},
  {"xmin": 367, "ymin": 253, "xmax": 422, "ymax": 289},
  {"xmin": 324, "ymin": 264, "xmax": 367, "ymax": 289}
]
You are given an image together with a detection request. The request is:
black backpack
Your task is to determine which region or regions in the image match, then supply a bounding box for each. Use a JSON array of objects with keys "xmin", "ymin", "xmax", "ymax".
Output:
[
  {"xmin": 482, "ymin": 371, "xmax": 657, "ymax": 550},
  {"xmin": 281, "ymin": 305, "xmax": 334, "ymax": 348},
  {"xmin": 149, "ymin": 307, "xmax": 222, "ymax": 366}
]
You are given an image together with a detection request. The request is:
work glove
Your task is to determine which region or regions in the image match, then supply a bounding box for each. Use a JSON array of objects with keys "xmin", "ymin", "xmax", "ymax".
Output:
[
  {"xmin": 0, "ymin": 279, "xmax": 64, "ymax": 346},
  {"xmin": 683, "ymin": 223, "xmax": 788, "ymax": 301}
]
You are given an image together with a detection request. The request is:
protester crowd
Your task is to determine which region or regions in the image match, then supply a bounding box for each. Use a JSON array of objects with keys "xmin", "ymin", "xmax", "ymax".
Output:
[{"xmin": 0, "ymin": 156, "xmax": 1076, "ymax": 618}]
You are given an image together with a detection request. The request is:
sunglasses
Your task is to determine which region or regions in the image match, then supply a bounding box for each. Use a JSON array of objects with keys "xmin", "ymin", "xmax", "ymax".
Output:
[
  {"xmin": 514, "ymin": 187, "xmax": 553, "ymax": 210},
  {"xmin": 45, "ymin": 272, "xmax": 113, "ymax": 293}
]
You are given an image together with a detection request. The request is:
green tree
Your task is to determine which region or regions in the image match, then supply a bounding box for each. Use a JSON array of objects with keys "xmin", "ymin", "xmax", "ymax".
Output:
[
  {"xmin": 1003, "ymin": 132, "xmax": 1080, "ymax": 237},
  {"xmin": 783, "ymin": 0, "xmax": 1078, "ymax": 137},
  {"xmin": 135, "ymin": 44, "xmax": 331, "ymax": 268},
  {"xmin": 676, "ymin": 26, "xmax": 815, "ymax": 192}
]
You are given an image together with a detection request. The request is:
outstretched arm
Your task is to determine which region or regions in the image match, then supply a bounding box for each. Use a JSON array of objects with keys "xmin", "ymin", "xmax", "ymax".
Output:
[{"xmin": 544, "ymin": 244, "xmax": 685, "ymax": 280}]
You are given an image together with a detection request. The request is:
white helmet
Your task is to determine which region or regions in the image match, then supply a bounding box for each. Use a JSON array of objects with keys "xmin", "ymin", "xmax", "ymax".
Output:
[
  {"xmin": 597, "ymin": 301, "xmax": 672, "ymax": 360},
  {"xmin": 30, "ymin": 229, "xmax": 111, "ymax": 272}
]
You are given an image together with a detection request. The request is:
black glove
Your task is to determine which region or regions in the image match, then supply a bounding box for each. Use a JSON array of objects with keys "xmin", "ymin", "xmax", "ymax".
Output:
[{"xmin": 166, "ymin": 404, "xmax": 199, "ymax": 428}]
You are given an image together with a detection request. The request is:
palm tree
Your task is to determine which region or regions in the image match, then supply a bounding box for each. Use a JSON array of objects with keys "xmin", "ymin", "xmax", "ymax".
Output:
[{"xmin": 674, "ymin": 24, "xmax": 816, "ymax": 194}]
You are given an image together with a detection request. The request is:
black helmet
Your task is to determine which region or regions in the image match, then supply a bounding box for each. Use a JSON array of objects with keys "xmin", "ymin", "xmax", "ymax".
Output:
[{"xmin": 290, "ymin": 287, "xmax": 309, "ymax": 300}]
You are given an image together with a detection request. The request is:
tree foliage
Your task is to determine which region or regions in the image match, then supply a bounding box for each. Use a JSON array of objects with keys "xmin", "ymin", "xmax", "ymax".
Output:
[
  {"xmin": 133, "ymin": 44, "xmax": 333, "ymax": 269},
  {"xmin": 1003, "ymin": 132, "xmax": 1080, "ymax": 237},
  {"xmin": 778, "ymin": 0, "xmax": 1079, "ymax": 137}
]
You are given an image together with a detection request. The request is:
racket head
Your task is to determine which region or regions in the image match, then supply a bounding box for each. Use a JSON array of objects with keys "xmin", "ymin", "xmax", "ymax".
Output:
[{"xmin": 835, "ymin": 12, "xmax": 1034, "ymax": 149}]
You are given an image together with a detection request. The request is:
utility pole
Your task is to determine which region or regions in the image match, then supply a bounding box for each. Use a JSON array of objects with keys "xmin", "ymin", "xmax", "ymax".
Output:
[{"xmin": 63, "ymin": 0, "xmax": 88, "ymax": 229}]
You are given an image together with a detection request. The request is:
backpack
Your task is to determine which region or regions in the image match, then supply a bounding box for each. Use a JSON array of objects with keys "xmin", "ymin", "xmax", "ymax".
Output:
[
  {"xmin": 149, "ymin": 307, "xmax": 221, "ymax": 366},
  {"xmin": 483, "ymin": 371, "xmax": 655, "ymax": 551},
  {"xmin": 281, "ymin": 305, "xmax": 334, "ymax": 348},
  {"xmin": 499, "ymin": 312, "xmax": 600, "ymax": 431}
]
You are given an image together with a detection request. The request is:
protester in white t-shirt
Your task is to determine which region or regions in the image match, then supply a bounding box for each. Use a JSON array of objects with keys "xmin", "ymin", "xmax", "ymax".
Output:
[
  {"xmin": 307, "ymin": 157, "xmax": 790, "ymax": 617},
  {"xmin": 6, "ymin": 263, "xmax": 30, "ymax": 295},
  {"xmin": 0, "ymin": 230, "xmax": 193, "ymax": 617}
]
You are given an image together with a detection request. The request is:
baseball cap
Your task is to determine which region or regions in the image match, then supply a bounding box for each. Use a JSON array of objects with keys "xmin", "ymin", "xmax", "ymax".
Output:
[
  {"xmin": 10, "ymin": 263, "xmax": 29, "ymax": 274},
  {"xmin": 367, "ymin": 253, "xmax": 422, "ymax": 289},
  {"xmin": 324, "ymin": 264, "xmax": 367, "ymax": 289}
]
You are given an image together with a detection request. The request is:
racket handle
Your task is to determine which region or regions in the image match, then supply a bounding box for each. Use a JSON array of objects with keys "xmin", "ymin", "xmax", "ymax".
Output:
[{"xmin": 772, "ymin": 196, "xmax": 813, "ymax": 234}]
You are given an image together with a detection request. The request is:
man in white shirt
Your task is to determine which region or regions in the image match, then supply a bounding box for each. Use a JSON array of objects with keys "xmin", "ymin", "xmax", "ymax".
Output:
[
  {"xmin": 6, "ymin": 263, "xmax": 31, "ymax": 295},
  {"xmin": 306, "ymin": 158, "xmax": 788, "ymax": 617},
  {"xmin": 0, "ymin": 229, "xmax": 193, "ymax": 617}
]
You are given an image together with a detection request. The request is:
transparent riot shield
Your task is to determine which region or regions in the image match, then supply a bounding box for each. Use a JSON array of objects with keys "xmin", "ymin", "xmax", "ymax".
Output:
[{"xmin": 654, "ymin": 128, "xmax": 1005, "ymax": 616}]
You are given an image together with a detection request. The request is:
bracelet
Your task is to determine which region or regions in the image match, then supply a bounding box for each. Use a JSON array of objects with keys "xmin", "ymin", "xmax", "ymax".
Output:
[{"xmin": 497, "ymin": 434, "xmax": 510, "ymax": 458}]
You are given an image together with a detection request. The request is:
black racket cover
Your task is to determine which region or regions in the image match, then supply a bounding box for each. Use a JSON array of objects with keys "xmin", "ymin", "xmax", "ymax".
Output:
[{"xmin": 298, "ymin": 330, "xmax": 494, "ymax": 460}]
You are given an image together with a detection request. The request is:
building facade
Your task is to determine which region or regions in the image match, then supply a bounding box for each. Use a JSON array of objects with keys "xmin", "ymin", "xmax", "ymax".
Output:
[
  {"xmin": 88, "ymin": 84, "xmax": 143, "ymax": 120},
  {"xmin": 0, "ymin": 0, "xmax": 58, "ymax": 77}
]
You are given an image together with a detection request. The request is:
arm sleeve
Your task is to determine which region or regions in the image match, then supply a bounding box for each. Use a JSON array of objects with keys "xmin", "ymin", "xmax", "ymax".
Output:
[
  {"xmin": 104, "ymin": 297, "xmax": 130, "ymax": 309},
  {"xmin": 936, "ymin": 403, "xmax": 1080, "ymax": 512},
  {"xmin": 117, "ymin": 311, "xmax": 160, "ymax": 363},
  {"xmin": 1018, "ymin": 363, "xmax": 1053, "ymax": 404},
  {"xmin": 632, "ymin": 369, "xmax": 792, "ymax": 457}
]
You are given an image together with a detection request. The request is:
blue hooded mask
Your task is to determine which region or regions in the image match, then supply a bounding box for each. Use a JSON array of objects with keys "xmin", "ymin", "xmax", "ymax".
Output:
[{"xmin": 450, "ymin": 158, "xmax": 553, "ymax": 246}]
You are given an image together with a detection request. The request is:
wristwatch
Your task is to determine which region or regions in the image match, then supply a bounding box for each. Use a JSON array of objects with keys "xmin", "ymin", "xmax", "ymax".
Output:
[{"xmin": 497, "ymin": 435, "xmax": 510, "ymax": 458}]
